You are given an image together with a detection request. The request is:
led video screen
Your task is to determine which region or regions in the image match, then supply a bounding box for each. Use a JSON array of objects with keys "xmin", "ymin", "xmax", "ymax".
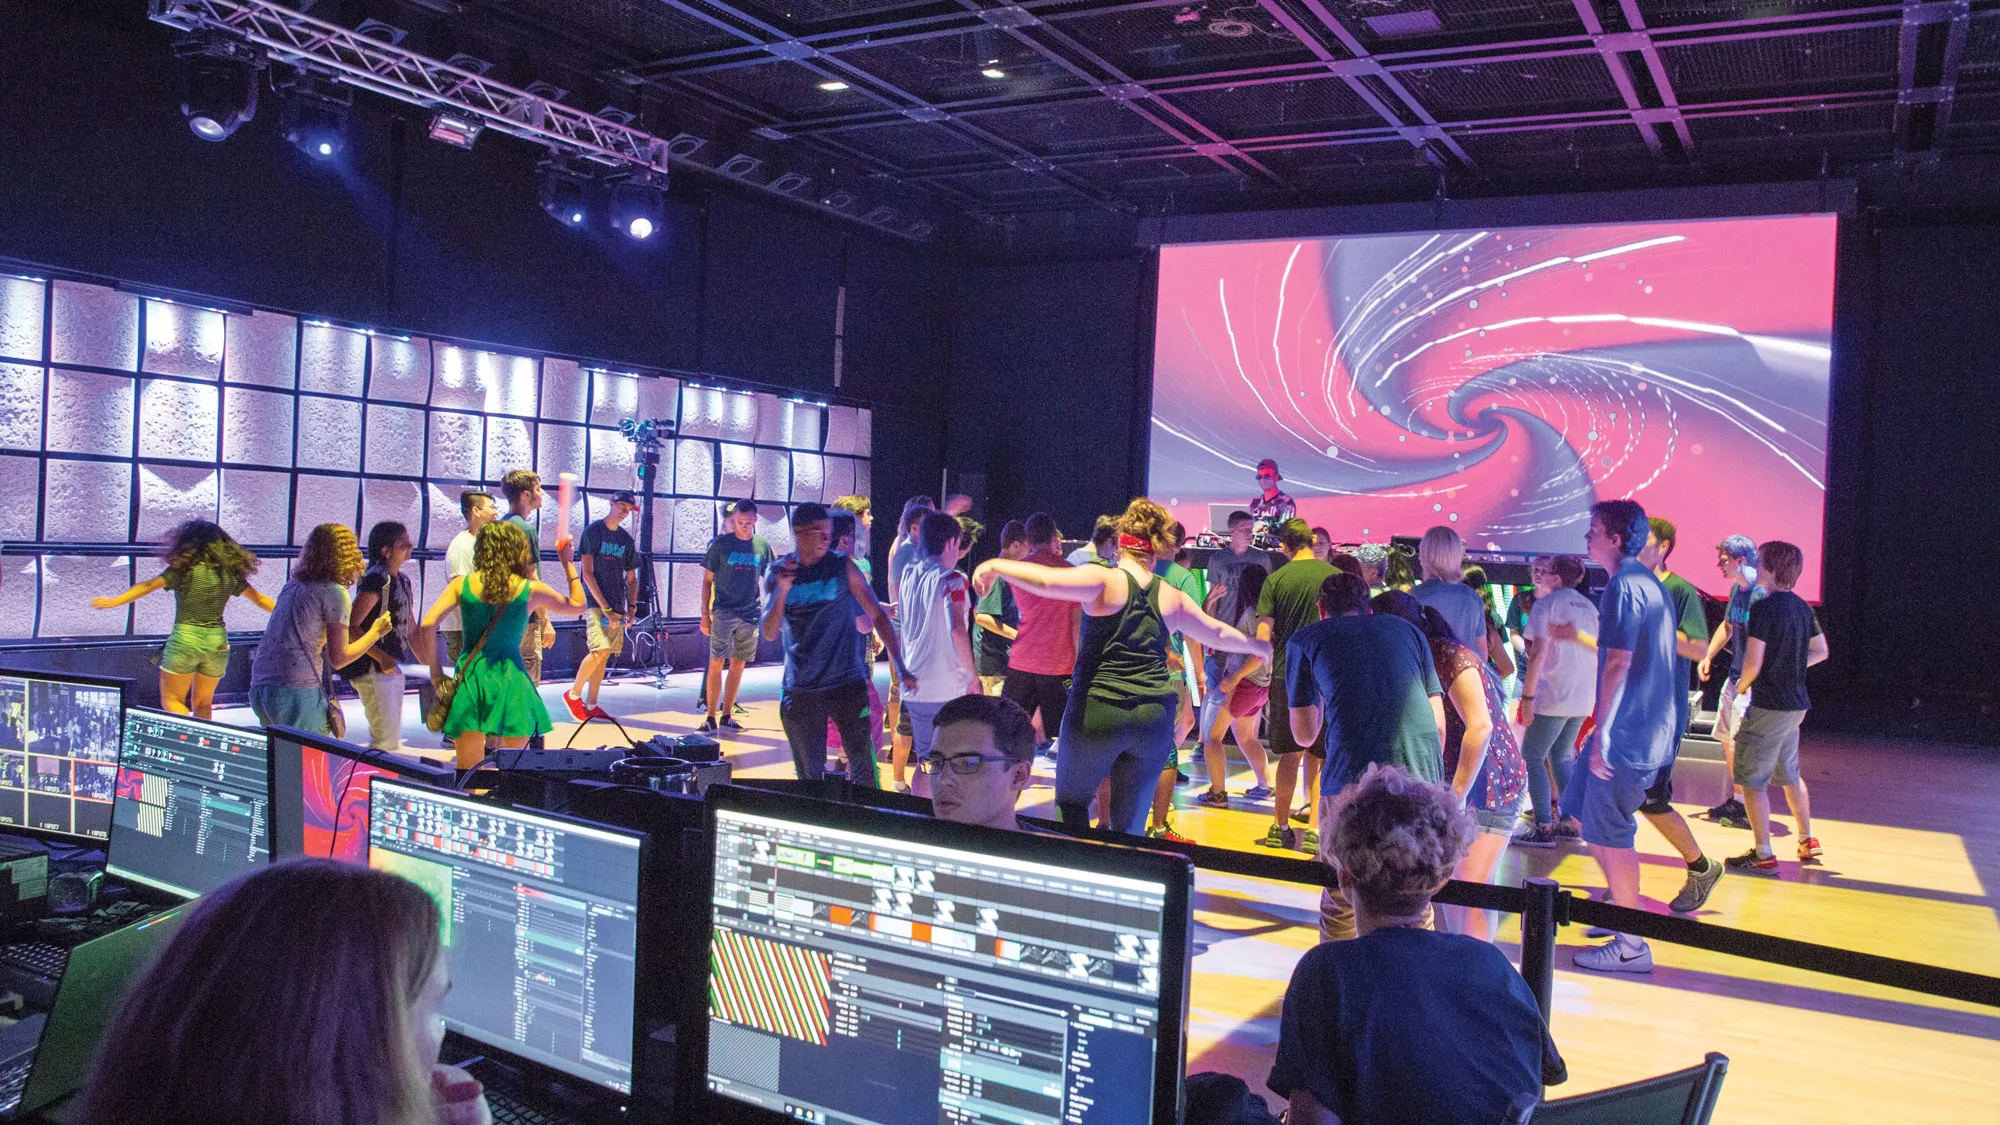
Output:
[{"xmin": 1150, "ymin": 216, "xmax": 1836, "ymax": 599}]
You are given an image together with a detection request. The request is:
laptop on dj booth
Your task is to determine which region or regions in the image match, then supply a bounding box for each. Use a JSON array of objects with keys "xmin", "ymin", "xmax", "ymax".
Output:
[
  {"xmin": 697, "ymin": 783, "xmax": 1196, "ymax": 1125},
  {"xmin": 267, "ymin": 726, "xmax": 455, "ymax": 863},
  {"xmin": 366, "ymin": 777, "xmax": 650, "ymax": 1125}
]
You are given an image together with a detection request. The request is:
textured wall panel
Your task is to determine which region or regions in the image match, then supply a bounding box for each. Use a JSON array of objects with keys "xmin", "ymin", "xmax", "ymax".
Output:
[
  {"xmin": 672, "ymin": 498, "xmax": 715, "ymax": 554},
  {"xmin": 425, "ymin": 482, "xmax": 469, "ymax": 549},
  {"xmin": 221, "ymin": 385, "xmax": 295, "ymax": 467},
  {"xmin": 363, "ymin": 404, "xmax": 427, "ymax": 478},
  {"xmin": 136, "ymin": 464, "xmax": 219, "ymax": 541},
  {"xmin": 486, "ymin": 352, "xmax": 539, "ymax": 417},
  {"xmin": 141, "ymin": 301, "xmax": 224, "ymax": 379},
  {"xmin": 753, "ymin": 396, "xmax": 822, "ymax": 451},
  {"xmin": 368, "ymin": 335, "xmax": 431, "ymax": 403},
  {"xmin": 823, "ymin": 405, "xmax": 858, "ymax": 456},
  {"xmin": 822, "ymin": 456, "xmax": 855, "ymax": 503},
  {"xmin": 536, "ymin": 422, "xmax": 586, "ymax": 494},
  {"xmin": 587, "ymin": 427, "xmax": 636, "ymax": 493},
  {"xmin": 0, "ymin": 455, "xmax": 37, "ymax": 540},
  {"xmin": 426, "ymin": 411, "xmax": 485, "ymax": 481},
  {"xmin": 677, "ymin": 385, "xmax": 723, "ymax": 439},
  {"xmin": 638, "ymin": 374, "xmax": 678, "ymax": 425},
  {"xmin": 419, "ymin": 559, "xmax": 450, "ymax": 616},
  {"xmin": 484, "ymin": 416, "xmax": 535, "ymax": 482},
  {"xmin": 297, "ymin": 322, "xmax": 367, "ymax": 396},
  {"xmin": 42, "ymin": 459, "xmax": 131, "ymax": 543},
  {"xmin": 753, "ymin": 447, "xmax": 790, "ymax": 502},
  {"xmin": 291, "ymin": 474, "xmax": 359, "ymax": 545},
  {"xmin": 133, "ymin": 576, "xmax": 175, "ymax": 636},
  {"xmin": 0, "ymin": 364, "xmax": 42, "ymax": 451},
  {"xmin": 674, "ymin": 439, "xmax": 715, "ymax": 496},
  {"xmin": 38, "ymin": 555, "xmax": 132, "ymax": 637},
  {"xmin": 540, "ymin": 357, "xmax": 587, "ymax": 421},
  {"xmin": 854, "ymin": 459, "xmax": 870, "ymax": 500},
  {"xmin": 431, "ymin": 344, "xmax": 482, "ymax": 411},
  {"xmin": 670, "ymin": 561, "xmax": 706, "ymax": 618},
  {"xmin": 222, "ymin": 310, "xmax": 298, "ymax": 388},
  {"xmin": 0, "ymin": 556, "xmax": 37, "ymax": 638},
  {"xmin": 137, "ymin": 379, "xmax": 219, "ymax": 462},
  {"xmin": 295, "ymin": 396, "xmax": 362, "ymax": 472},
  {"xmin": 360, "ymin": 478, "xmax": 423, "ymax": 542},
  {"xmin": 589, "ymin": 370, "xmax": 641, "ymax": 427},
  {"xmin": 0, "ymin": 278, "xmax": 44, "ymax": 363},
  {"xmin": 49, "ymin": 282, "xmax": 138, "ymax": 371},
  {"xmin": 220, "ymin": 468, "xmax": 292, "ymax": 546},
  {"xmin": 756, "ymin": 509, "xmax": 794, "ymax": 557},
  {"xmin": 719, "ymin": 443, "xmax": 756, "ymax": 501},
  {"xmin": 46, "ymin": 369, "xmax": 135, "ymax": 457},
  {"xmin": 720, "ymin": 391, "xmax": 760, "ymax": 443},
  {"xmin": 223, "ymin": 557, "xmax": 283, "ymax": 632},
  {"xmin": 856, "ymin": 409, "xmax": 871, "ymax": 458},
  {"xmin": 790, "ymin": 452, "xmax": 824, "ymax": 504}
]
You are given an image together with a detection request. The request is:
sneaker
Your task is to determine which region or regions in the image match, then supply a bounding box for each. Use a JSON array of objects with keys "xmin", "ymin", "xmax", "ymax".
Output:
[
  {"xmin": 1147, "ymin": 825, "xmax": 1195, "ymax": 845},
  {"xmin": 719, "ymin": 716, "xmax": 745, "ymax": 731},
  {"xmin": 733, "ymin": 703, "xmax": 750, "ymax": 716},
  {"xmin": 1572, "ymin": 938, "xmax": 1653, "ymax": 974},
  {"xmin": 1585, "ymin": 891, "xmax": 1615, "ymax": 938},
  {"xmin": 1256, "ymin": 824, "xmax": 1298, "ymax": 850},
  {"xmin": 1797, "ymin": 836, "xmax": 1823, "ymax": 864},
  {"xmin": 1724, "ymin": 848, "xmax": 1780, "ymax": 876},
  {"xmin": 1553, "ymin": 818, "xmax": 1583, "ymax": 842},
  {"xmin": 1516, "ymin": 824, "xmax": 1559, "ymax": 849},
  {"xmin": 1669, "ymin": 857, "xmax": 1725, "ymax": 913},
  {"xmin": 585, "ymin": 704, "xmax": 612, "ymax": 721},
  {"xmin": 1175, "ymin": 770, "xmax": 1191, "ymax": 787},
  {"xmin": 561, "ymin": 690, "xmax": 589, "ymax": 722},
  {"xmin": 698, "ymin": 715, "xmax": 719, "ymax": 733},
  {"xmin": 1301, "ymin": 829, "xmax": 1319, "ymax": 853},
  {"xmin": 1704, "ymin": 797, "xmax": 1746, "ymax": 822},
  {"xmin": 1194, "ymin": 790, "xmax": 1230, "ymax": 809},
  {"xmin": 1243, "ymin": 784, "xmax": 1274, "ymax": 801}
]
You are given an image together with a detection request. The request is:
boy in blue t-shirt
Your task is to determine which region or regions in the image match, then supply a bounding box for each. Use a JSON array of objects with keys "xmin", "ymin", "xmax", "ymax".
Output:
[
  {"xmin": 1700, "ymin": 533, "xmax": 1766, "ymax": 825},
  {"xmin": 1724, "ymin": 540, "xmax": 1828, "ymax": 875}
]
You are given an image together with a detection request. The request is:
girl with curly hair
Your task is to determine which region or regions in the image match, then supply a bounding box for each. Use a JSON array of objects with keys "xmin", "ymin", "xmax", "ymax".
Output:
[
  {"xmin": 420, "ymin": 520, "xmax": 585, "ymax": 768},
  {"xmin": 973, "ymin": 498, "xmax": 1269, "ymax": 834},
  {"xmin": 93, "ymin": 520, "xmax": 275, "ymax": 718},
  {"xmin": 249, "ymin": 524, "xmax": 393, "ymax": 735}
]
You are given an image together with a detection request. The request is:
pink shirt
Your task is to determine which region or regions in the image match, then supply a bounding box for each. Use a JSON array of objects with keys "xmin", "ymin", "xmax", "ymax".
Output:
[{"xmin": 1006, "ymin": 547, "xmax": 1082, "ymax": 676}]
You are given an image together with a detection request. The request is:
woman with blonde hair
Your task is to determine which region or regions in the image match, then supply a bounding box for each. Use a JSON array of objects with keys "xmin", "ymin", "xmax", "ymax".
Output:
[
  {"xmin": 974, "ymin": 498, "xmax": 1270, "ymax": 833},
  {"xmin": 421, "ymin": 519, "xmax": 585, "ymax": 768},
  {"xmin": 1409, "ymin": 525, "xmax": 1488, "ymax": 652},
  {"xmin": 249, "ymin": 524, "xmax": 392, "ymax": 734},
  {"xmin": 92, "ymin": 519, "xmax": 275, "ymax": 718},
  {"xmin": 72, "ymin": 859, "xmax": 488, "ymax": 1125}
]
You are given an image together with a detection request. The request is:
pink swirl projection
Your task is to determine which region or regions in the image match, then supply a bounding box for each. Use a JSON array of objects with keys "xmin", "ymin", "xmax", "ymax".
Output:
[{"xmin": 1150, "ymin": 216, "xmax": 1836, "ymax": 599}]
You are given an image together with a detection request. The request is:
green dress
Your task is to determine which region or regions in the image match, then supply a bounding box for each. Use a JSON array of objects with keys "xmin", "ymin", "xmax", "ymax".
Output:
[{"xmin": 444, "ymin": 576, "xmax": 552, "ymax": 738}]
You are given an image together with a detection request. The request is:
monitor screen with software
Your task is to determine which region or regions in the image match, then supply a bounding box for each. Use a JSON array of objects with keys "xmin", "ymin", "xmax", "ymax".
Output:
[
  {"xmin": 367, "ymin": 778, "xmax": 644, "ymax": 1095},
  {"xmin": 107, "ymin": 708, "xmax": 270, "ymax": 899},
  {"xmin": 0, "ymin": 669, "xmax": 127, "ymax": 841},
  {"xmin": 703, "ymin": 786, "xmax": 1193, "ymax": 1125},
  {"xmin": 268, "ymin": 727, "xmax": 455, "ymax": 863}
]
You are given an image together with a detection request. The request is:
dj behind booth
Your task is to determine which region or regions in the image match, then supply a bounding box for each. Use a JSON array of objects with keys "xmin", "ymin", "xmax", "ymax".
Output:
[{"xmin": 0, "ymin": 666, "xmax": 1198, "ymax": 1125}]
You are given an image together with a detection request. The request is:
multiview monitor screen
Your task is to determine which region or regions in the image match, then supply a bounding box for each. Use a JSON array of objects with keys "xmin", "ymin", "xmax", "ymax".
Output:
[
  {"xmin": 108, "ymin": 708, "xmax": 270, "ymax": 899},
  {"xmin": 367, "ymin": 779, "xmax": 644, "ymax": 1095},
  {"xmin": 0, "ymin": 670, "xmax": 124, "ymax": 840},
  {"xmin": 704, "ymin": 789, "xmax": 1193, "ymax": 1125},
  {"xmin": 1150, "ymin": 215, "xmax": 1837, "ymax": 599}
]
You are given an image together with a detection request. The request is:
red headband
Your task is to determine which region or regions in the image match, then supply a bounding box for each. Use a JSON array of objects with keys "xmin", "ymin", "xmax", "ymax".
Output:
[{"xmin": 1117, "ymin": 532, "xmax": 1155, "ymax": 553}]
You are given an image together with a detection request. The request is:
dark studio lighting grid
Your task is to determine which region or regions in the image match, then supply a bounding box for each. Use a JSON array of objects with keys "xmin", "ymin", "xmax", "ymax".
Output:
[{"xmin": 0, "ymin": 271, "xmax": 872, "ymax": 643}]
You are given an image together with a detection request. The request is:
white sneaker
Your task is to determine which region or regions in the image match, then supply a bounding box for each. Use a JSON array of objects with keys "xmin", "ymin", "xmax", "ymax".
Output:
[{"xmin": 1572, "ymin": 937, "xmax": 1653, "ymax": 974}]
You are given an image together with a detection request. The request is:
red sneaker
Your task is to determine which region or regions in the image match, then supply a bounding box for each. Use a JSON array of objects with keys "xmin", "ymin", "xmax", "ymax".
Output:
[
  {"xmin": 561, "ymin": 690, "xmax": 589, "ymax": 721},
  {"xmin": 585, "ymin": 704, "xmax": 613, "ymax": 721},
  {"xmin": 1797, "ymin": 837, "xmax": 1823, "ymax": 864}
]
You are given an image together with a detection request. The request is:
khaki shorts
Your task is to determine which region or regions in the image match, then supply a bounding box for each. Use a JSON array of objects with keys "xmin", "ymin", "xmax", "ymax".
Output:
[{"xmin": 586, "ymin": 610, "xmax": 626, "ymax": 655}]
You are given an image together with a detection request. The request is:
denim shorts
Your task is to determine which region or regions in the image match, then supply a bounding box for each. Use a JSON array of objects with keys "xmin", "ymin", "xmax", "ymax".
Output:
[
  {"xmin": 248, "ymin": 684, "xmax": 331, "ymax": 735},
  {"xmin": 160, "ymin": 624, "xmax": 230, "ymax": 679}
]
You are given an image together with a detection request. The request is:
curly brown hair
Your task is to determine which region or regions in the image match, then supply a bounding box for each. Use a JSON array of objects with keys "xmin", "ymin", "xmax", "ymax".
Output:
[
  {"xmin": 292, "ymin": 524, "xmax": 364, "ymax": 586},
  {"xmin": 161, "ymin": 520, "xmax": 259, "ymax": 585},
  {"xmin": 472, "ymin": 520, "xmax": 535, "ymax": 605},
  {"xmin": 1113, "ymin": 498, "xmax": 1174, "ymax": 556},
  {"xmin": 1326, "ymin": 763, "xmax": 1477, "ymax": 917}
]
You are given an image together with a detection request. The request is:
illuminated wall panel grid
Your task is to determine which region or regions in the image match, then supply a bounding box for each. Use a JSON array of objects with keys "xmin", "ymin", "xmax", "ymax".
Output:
[{"xmin": 0, "ymin": 275, "xmax": 872, "ymax": 639}]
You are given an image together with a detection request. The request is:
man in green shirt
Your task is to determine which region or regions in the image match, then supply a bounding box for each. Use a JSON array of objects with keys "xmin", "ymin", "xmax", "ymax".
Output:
[{"xmin": 1254, "ymin": 518, "xmax": 1339, "ymax": 850}]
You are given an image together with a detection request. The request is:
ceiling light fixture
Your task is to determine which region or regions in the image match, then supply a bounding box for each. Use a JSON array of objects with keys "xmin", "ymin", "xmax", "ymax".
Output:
[
  {"xmin": 427, "ymin": 110, "xmax": 484, "ymax": 149},
  {"xmin": 980, "ymin": 67, "xmax": 1006, "ymax": 79},
  {"xmin": 173, "ymin": 32, "xmax": 264, "ymax": 142},
  {"xmin": 817, "ymin": 80, "xmax": 850, "ymax": 91}
]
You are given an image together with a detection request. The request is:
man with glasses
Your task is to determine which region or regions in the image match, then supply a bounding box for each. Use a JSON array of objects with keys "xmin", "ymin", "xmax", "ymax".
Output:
[
  {"xmin": 924, "ymin": 694, "xmax": 1038, "ymax": 832},
  {"xmin": 1249, "ymin": 459, "xmax": 1297, "ymax": 544}
]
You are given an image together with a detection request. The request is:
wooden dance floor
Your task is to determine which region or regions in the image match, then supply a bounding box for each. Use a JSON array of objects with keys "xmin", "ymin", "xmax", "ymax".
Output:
[{"xmin": 223, "ymin": 664, "xmax": 2000, "ymax": 1124}]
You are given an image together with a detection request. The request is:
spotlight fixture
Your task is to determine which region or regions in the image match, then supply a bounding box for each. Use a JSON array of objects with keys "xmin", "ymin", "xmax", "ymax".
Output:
[
  {"xmin": 816, "ymin": 80, "xmax": 850, "ymax": 92},
  {"xmin": 279, "ymin": 73, "xmax": 351, "ymax": 160},
  {"xmin": 426, "ymin": 110, "xmax": 484, "ymax": 149},
  {"xmin": 173, "ymin": 32, "xmax": 264, "ymax": 142},
  {"xmin": 537, "ymin": 158, "xmax": 590, "ymax": 227},
  {"xmin": 981, "ymin": 66, "xmax": 1006, "ymax": 79},
  {"xmin": 606, "ymin": 171, "xmax": 667, "ymax": 241}
]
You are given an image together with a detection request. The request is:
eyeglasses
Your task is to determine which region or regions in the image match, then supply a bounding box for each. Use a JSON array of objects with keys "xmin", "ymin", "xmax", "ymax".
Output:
[{"xmin": 918, "ymin": 753, "xmax": 1016, "ymax": 776}]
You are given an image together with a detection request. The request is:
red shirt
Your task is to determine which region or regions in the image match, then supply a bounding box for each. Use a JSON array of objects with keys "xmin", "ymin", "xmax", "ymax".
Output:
[{"xmin": 1006, "ymin": 546, "xmax": 1082, "ymax": 676}]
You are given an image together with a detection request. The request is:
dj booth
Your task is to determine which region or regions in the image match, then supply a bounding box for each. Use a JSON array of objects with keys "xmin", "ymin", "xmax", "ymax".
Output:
[{"xmin": 0, "ymin": 666, "xmax": 1195, "ymax": 1125}]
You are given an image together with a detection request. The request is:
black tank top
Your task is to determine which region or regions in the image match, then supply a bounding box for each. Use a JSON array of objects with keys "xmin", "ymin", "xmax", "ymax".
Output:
[{"xmin": 1073, "ymin": 566, "xmax": 1174, "ymax": 703}]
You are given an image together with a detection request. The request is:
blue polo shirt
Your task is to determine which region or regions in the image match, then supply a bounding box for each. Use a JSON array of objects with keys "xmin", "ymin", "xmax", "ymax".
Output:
[{"xmin": 1596, "ymin": 558, "xmax": 1680, "ymax": 771}]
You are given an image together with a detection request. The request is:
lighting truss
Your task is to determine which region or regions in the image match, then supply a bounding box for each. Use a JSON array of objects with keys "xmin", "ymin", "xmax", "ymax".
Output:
[{"xmin": 149, "ymin": 0, "xmax": 669, "ymax": 174}]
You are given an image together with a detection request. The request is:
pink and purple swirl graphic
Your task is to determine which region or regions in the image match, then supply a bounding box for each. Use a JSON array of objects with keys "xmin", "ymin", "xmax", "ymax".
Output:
[{"xmin": 1151, "ymin": 216, "xmax": 1836, "ymax": 599}]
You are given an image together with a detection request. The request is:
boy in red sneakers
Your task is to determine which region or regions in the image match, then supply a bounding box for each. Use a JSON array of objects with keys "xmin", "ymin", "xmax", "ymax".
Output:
[{"xmin": 1723, "ymin": 540, "xmax": 1828, "ymax": 875}]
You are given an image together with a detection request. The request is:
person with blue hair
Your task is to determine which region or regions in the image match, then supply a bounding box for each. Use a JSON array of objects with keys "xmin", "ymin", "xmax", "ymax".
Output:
[{"xmin": 1701, "ymin": 533, "xmax": 1766, "ymax": 826}]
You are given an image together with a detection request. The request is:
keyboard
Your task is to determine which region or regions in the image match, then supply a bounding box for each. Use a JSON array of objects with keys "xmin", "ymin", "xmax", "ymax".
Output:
[
  {"xmin": 485, "ymin": 1088, "xmax": 567, "ymax": 1125},
  {"xmin": 0, "ymin": 944, "xmax": 67, "ymax": 981},
  {"xmin": 0, "ymin": 1049, "xmax": 30, "ymax": 1115}
]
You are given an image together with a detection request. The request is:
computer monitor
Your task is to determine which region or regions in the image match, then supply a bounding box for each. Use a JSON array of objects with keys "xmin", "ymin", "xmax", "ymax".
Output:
[
  {"xmin": 367, "ymin": 778, "xmax": 645, "ymax": 1096},
  {"xmin": 702, "ymin": 786, "xmax": 1194, "ymax": 1125},
  {"xmin": 267, "ymin": 727, "xmax": 456, "ymax": 863},
  {"xmin": 0, "ymin": 669, "xmax": 128, "ymax": 841},
  {"xmin": 107, "ymin": 708, "xmax": 271, "ymax": 900}
]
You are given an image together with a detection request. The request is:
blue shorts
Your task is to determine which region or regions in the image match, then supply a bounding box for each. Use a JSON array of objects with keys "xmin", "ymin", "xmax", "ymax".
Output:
[
  {"xmin": 1568, "ymin": 753, "xmax": 1659, "ymax": 850},
  {"xmin": 248, "ymin": 684, "xmax": 331, "ymax": 735}
]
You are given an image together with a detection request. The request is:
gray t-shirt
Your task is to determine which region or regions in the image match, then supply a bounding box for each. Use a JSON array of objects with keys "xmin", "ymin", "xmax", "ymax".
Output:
[
  {"xmin": 250, "ymin": 581, "xmax": 350, "ymax": 688},
  {"xmin": 1203, "ymin": 546, "xmax": 1270, "ymax": 611}
]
